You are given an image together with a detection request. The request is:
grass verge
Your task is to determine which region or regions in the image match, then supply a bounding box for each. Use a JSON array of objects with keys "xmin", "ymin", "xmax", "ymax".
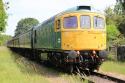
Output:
[
  {"xmin": 0, "ymin": 46, "xmax": 88, "ymax": 83},
  {"xmin": 0, "ymin": 46, "xmax": 49, "ymax": 83},
  {"xmin": 100, "ymin": 61, "xmax": 125, "ymax": 75}
]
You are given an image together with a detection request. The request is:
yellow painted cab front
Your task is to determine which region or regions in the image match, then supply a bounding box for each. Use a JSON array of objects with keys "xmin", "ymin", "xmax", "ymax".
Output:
[{"xmin": 60, "ymin": 12, "xmax": 106, "ymax": 51}]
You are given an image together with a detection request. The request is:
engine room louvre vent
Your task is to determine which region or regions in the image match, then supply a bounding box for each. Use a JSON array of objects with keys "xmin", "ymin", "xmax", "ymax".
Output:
[{"xmin": 77, "ymin": 6, "xmax": 91, "ymax": 11}]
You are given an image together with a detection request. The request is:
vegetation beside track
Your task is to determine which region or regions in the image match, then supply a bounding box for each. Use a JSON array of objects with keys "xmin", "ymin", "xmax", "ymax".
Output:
[
  {"xmin": 0, "ymin": 46, "xmax": 88, "ymax": 83},
  {"xmin": 0, "ymin": 46, "xmax": 49, "ymax": 83},
  {"xmin": 100, "ymin": 61, "xmax": 125, "ymax": 75},
  {"xmin": 1, "ymin": 46, "xmax": 125, "ymax": 83},
  {"xmin": 0, "ymin": 34, "xmax": 11, "ymax": 46}
]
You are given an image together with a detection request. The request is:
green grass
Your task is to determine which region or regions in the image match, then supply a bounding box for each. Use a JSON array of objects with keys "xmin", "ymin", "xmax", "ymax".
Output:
[
  {"xmin": 61, "ymin": 74, "xmax": 89, "ymax": 83},
  {"xmin": 100, "ymin": 61, "xmax": 125, "ymax": 75},
  {"xmin": 0, "ymin": 46, "xmax": 49, "ymax": 83},
  {"xmin": 2, "ymin": 46, "xmax": 125, "ymax": 83},
  {"xmin": 0, "ymin": 46, "xmax": 89, "ymax": 83}
]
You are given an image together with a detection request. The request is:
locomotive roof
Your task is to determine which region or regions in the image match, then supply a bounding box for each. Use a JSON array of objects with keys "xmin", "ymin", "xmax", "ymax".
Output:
[
  {"xmin": 34, "ymin": 5, "xmax": 104, "ymax": 30},
  {"xmin": 57, "ymin": 6, "xmax": 104, "ymax": 16}
]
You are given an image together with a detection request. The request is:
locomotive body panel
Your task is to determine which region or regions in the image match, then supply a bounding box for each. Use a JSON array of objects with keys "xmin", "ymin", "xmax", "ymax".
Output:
[
  {"xmin": 61, "ymin": 30, "xmax": 106, "ymax": 50},
  {"xmin": 33, "ymin": 17, "xmax": 62, "ymax": 50}
]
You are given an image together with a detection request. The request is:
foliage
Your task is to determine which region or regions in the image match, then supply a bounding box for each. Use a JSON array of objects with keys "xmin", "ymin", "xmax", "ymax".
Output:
[
  {"xmin": 105, "ymin": 4, "xmax": 125, "ymax": 47},
  {"xmin": 118, "ymin": 17, "xmax": 125, "ymax": 35},
  {"xmin": 0, "ymin": 0, "xmax": 7, "ymax": 32},
  {"xmin": 116, "ymin": 0, "xmax": 125, "ymax": 13},
  {"xmin": 104, "ymin": 7, "xmax": 115, "ymax": 25},
  {"xmin": 15, "ymin": 18, "xmax": 39, "ymax": 36},
  {"xmin": 115, "ymin": 1, "xmax": 125, "ymax": 36},
  {"xmin": 105, "ymin": 5, "xmax": 124, "ymax": 26},
  {"xmin": 107, "ymin": 24, "xmax": 120, "ymax": 43},
  {"xmin": 105, "ymin": 1, "xmax": 125, "ymax": 61},
  {"xmin": 123, "ymin": 2, "xmax": 125, "ymax": 10},
  {"xmin": 0, "ymin": 34, "xmax": 11, "ymax": 46},
  {"xmin": 114, "ymin": 2, "xmax": 124, "ymax": 15},
  {"xmin": 106, "ymin": 24, "xmax": 125, "ymax": 47}
]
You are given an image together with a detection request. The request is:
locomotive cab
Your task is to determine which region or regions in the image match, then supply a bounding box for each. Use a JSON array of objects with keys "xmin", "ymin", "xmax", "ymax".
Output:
[
  {"xmin": 59, "ymin": 12, "xmax": 106, "ymax": 51},
  {"xmin": 54, "ymin": 11, "xmax": 107, "ymax": 71}
]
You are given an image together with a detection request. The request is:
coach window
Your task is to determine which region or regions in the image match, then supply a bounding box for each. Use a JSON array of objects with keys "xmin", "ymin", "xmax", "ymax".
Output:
[
  {"xmin": 34, "ymin": 30, "xmax": 37, "ymax": 43},
  {"xmin": 94, "ymin": 16, "xmax": 104, "ymax": 29},
  {"xmin": 80, "ymin": 15, "xmax": 90, "ymax": 29},
  {"xmin": 64, "ymin": 16, "xmax": 77, "ymax": 28}
]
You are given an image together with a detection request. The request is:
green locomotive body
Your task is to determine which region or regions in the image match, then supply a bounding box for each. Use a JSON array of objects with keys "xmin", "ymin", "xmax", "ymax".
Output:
[{"xmin": 33, "ymin": 17, "xmax": 61, "ymax": 50}]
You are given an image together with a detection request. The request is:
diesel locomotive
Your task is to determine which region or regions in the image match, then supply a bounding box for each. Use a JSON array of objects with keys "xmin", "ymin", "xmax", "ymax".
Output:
[{"xmin": 7, "ymin": 6, "xmax": 107, "ymax": 72}]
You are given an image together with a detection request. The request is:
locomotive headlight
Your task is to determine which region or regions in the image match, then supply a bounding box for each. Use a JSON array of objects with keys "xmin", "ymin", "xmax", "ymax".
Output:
[{"xmin": 58, "ymin": 38, "xmax": 61, "ymax": 43}]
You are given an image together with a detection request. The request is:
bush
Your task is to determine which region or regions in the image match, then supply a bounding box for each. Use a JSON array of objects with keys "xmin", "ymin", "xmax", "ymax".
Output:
[
  {"xmin": 107, "ymin": 24, "xmax": 120, "ymax": 46},
  {"xmin": 118, "ymin": 18, "xmax": 125, "ymax": 35},
  {"xmin": 0, "ymin": 34, "xmax": 11, "ymax": 46}
]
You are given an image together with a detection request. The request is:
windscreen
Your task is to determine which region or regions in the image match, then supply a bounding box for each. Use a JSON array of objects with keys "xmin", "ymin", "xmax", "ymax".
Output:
[
  {"xmin": 80, "ymin": 15, "xmax": 90, "ymax": 28},
  {"xmin": 64, "ymin": 16, "xmax": 77, "ymax": 28},
  {"xmin": 94, "ymin": 16, "xmax": 104, "ymax": 29}
]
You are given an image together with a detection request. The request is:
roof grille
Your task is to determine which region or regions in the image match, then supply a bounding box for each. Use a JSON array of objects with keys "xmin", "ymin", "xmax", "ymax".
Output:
[{"xmin": 77, "ymin": 6, "xmax": 91, "ymax": 10}]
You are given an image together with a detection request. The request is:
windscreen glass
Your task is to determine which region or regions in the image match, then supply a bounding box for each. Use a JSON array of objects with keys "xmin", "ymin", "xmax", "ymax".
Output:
[
  {"xmin": 64, "ymin": 16, "xmax": 77, "ymax": 28},
  {"xmin": 94, "ymin": 17, "xmax": 104, "ymax": 29},
  {"xmin": 80, "ymin": 16, "xmax": 90, "ymax": 28}
]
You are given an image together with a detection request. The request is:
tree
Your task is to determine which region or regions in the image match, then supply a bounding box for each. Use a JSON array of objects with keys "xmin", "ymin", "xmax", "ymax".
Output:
[
  {"xmin": 15, "ymin": 18, "xmax": 39, "ymax": 36},
  {"xmin": 104, "ymin": 7, "xmax": 115, "ymax": 25},
  {"xmin": 114, "ymin": 2, "xmax": 123, "ymax": 15},
  {"xmin": 105, "ymin": 6, "xmax": 124, "ymax": 46},
  {"xmin": 0, "ymin": 0, "xmax": 7, "ymax": 32},
  {"xmin": 116, "ymin": 0, "xmax": 125, "ymax": 13},
  {"xmin": 115, "ymin": 0, "xmax": 125, "ymax": 35},
  {"xmin": 107, "ymin": 24, "xmax": 120, "ymax": 46},
  {"xmin": 118, "ymin": 17, "xmax": 125, "ymax": 35},
  {"xmin": 0, "ymin": 34, "xmax": 11, "ymax": 46}
]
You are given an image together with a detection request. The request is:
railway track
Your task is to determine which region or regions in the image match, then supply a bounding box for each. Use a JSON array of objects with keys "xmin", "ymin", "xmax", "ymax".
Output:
[
  {"xmin": 76, "ymin": 67, "xmax": 125, "ymax": 83},
  {"xmin": 90, "ymin": 72, "xmax": 125, "ymax": 83},
  {"xmin": 28, "ymin": 58, "xmax": 125, "ymax": 83}
]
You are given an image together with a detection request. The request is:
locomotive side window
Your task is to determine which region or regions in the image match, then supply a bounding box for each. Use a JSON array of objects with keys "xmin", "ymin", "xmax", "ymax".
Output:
[
  {"xmin": 80, "ymin": 16, "xmax": 90, "ymax": 28},
  {"xmin": 94, "ymin": 16, "xmax": 104, "ymax": 29},
  {"xmin": 56, "ymin": 20, "xmax": 61, "ymax": 30},
  {"xmin": 64, "ymin": 16, "xmax": 77, "ymax": 28}
]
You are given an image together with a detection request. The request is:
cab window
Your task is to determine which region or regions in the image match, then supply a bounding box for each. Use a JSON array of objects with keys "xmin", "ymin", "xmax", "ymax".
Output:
[
  {"xmin": 94, "ymin": 16, "xmax": 104, "ymax": 29},
  {"xmin": 80, "ymin": 15, "xmax": 90, "ymax": 28},
  {"xmin": 56, "ymin": 20, "xmax": 61, "ymax": 30},
  {"xmin": 64, "ymin": 16, "xmax": 77, "ymax": 28}
]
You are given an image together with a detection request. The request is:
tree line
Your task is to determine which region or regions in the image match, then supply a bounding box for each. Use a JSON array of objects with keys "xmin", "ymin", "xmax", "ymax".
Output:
[{"xmin": 105, "ymin": 0, "xmax": 125, "ymax": 47}]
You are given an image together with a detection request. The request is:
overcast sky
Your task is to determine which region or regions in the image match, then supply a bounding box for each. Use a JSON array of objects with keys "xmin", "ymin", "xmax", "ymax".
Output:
[{"xmin": 4, "ymin": 0, "xmax": 116, "ymax": 36}]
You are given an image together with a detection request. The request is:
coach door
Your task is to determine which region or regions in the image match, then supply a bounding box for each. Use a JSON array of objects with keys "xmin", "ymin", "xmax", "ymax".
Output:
[
  {"xmin": 55, "ymin": 19, "xmax": 61, "ymax": 49},
  {"xmin": 32, "ymin": 29, "xmax": 37, "ymax": 49}
]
